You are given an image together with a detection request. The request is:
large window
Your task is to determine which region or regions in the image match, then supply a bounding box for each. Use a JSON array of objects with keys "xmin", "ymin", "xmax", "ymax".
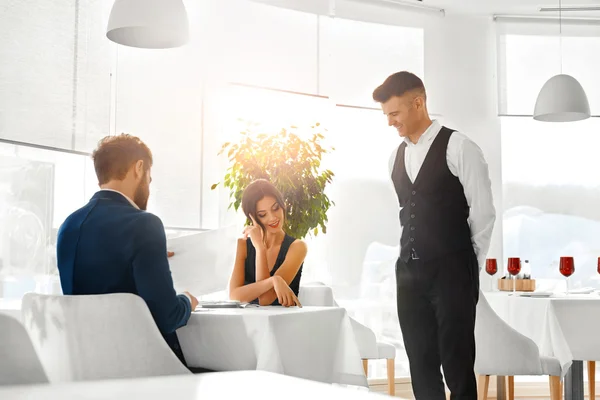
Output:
[
  {"xmin": 197, "ymin": 2, "xmax": 424, "ymax": 379},
  {"xmin": 498, "ymin": 23, "xmax": 600, "ymax": 291},
  {"xmin": 1, "ymin": 0, "xmax": 425, "ymax": 379},
  {"xmin": 0, "ymin": 143, "xmax": 95, "ymax": 298},
  {"xmin": 0, "ymin": 0, "xmax": 114, "ymax": 151},
  {"xmin": 501, "ymin": 117, "xmax": 600, "ymax": 291}
]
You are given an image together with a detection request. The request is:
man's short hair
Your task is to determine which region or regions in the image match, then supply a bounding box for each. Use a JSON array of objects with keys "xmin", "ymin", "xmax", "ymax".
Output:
[
  {"xmin": 372, "ymin": 71, "xmax": 426, "ymax": 104},
  {"xmin": 92, "ymin": 134, "xmax": 153, "ymax": 185}
]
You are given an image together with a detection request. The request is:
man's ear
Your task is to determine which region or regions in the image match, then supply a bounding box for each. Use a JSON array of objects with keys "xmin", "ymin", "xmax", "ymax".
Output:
[
  {"xmin": 134, "ymin": 160, "xmax": 145, "ymax": 179},
  {"xmin": 414, "ymin": 95, "xmax": 425, "ymax": 110}
]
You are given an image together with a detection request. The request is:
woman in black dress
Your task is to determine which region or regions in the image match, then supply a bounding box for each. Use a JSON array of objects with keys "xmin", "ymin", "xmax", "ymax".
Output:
[{"xmin": 228, "ymin": 179, "xmax": 306, "ymax": 307}]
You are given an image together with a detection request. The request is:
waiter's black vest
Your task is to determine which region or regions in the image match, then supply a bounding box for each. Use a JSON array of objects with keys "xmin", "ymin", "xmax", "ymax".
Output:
[{"xmin": 392, "ymin": 126, "xmax": 472, "ymax": 263}]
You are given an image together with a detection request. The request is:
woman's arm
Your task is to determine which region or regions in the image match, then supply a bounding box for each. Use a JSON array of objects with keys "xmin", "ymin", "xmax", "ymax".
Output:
[
  {"xmin": 258, "ymin": 240, "xmax": 307, "ymax": 306},
  {"xmin": 246, "ymin": 216, "xmax": 270, "ymax": 283},
  {"xmin": 228, "ymin": 238, "xmax": 277, "ymax": 303},
  {"xmin": 254, "ymin": 241, "xmax": 271, "ymax": 282}
]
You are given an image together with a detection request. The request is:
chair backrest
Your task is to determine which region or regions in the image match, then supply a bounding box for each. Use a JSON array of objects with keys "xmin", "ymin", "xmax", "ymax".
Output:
[
  {"xmin": 297, "ymin": 283, "xmax": 380, "ymax": 359},
  {"xmin": 359, "ymin": 241, "xmax": 398, "ymax": 302},
  {"xmin": 0, "ymin": 313, "xmax": 49, "ymax": 385},
  {"xmin": 298, "ymin": 283, "xmax": 336, "ymax": 307},
  {"xmin": 21, "ymin": 293, "xmax": 190, "ymax": 383},
  {"xmin": 475, "ymin": 292, "xmax": 543, "ymax": 376}
]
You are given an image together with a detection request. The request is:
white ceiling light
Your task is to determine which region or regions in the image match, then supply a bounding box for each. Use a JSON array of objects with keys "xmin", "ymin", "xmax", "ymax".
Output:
[
  {"xmin": 534, "ymin": 75, "xmax": 590, "ymax": 122},
  {"xmin": 106, "ymin": 0, "xmax": 189, "ymax": 49},
  {"xmin": 533, "ymin": 0, "xmax": 590, "ymax": 122}
]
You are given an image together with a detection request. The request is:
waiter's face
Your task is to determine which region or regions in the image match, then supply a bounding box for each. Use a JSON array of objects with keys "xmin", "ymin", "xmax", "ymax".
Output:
[{"xmin": 381, "ymin": 94, "xmax": 421, "ymax": 138}]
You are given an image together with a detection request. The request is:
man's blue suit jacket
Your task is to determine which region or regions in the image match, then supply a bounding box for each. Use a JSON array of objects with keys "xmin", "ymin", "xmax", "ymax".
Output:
[{"xmin": 56, "ymin": 190, "xmax": 192, "ymax": 363}]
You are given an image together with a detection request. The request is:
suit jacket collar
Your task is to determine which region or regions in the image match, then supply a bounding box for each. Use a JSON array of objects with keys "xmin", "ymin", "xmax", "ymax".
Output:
[{"xmin": 92, "ymin": 190, "xmax": 138, "ymax": 209}]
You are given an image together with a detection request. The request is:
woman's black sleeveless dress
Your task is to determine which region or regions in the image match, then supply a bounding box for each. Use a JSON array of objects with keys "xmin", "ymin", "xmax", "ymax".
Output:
[{"xmin": 244, "ymin": 234, "xmax": 303, "ymax": 305}]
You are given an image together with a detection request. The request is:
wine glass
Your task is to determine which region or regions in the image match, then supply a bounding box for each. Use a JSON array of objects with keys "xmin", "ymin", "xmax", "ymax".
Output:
[
  {"xmin": 559, "ymin": 256, "xmax": 575, "ymax": 295},
  {"xmin": 485, "ymin": 259, "xmax": 498, "ymax": 292},
  {"xmin": 507, "ymin": 257, "xmax": 521, "ymax": 295}
]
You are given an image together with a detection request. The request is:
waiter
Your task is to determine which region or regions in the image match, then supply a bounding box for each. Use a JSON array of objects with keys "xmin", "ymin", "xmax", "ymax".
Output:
[{"xmin": 372, "ymin": 71, "xmax": 495, "ymax": 400}]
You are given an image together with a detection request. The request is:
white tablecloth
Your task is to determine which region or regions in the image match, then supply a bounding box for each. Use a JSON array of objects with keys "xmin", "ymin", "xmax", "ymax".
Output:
[
  {"xmin": 486, "ymin": 292, "xmax": 600, "ymax": 376},
  {"xmin": 0, "ymin": 370, "xmax": 390, "ymax": 400},
  {"xmin": 177, "ymin": 306, "xmax": 368, "ymax": 387}
]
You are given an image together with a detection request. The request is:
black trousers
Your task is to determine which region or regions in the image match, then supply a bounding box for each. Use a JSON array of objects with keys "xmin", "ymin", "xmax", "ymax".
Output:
[{"xmin": 396, "ymin": 249, "xmax": 479, "ymax": 400}]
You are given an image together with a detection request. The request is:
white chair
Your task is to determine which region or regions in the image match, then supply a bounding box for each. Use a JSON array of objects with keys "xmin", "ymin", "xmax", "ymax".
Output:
[
  {"xmin": 299, "ymin": 283, "xmax": 397, "ymax": 395},
  {"xmin": 21, "ymin": 293, "xmax": 191, "ymax": 382},
  {"xmin": 0, "ymin": 313, "xmax": 49, "ymax": 385},
  {"xmin": 474, "ymin": 292, "xmax": 561, "ymax": 400}
]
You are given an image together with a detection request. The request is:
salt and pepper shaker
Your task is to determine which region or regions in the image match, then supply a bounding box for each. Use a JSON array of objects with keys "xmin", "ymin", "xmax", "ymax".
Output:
[{"xmin": 522, "ymin": 260, "xmax": 531, "ymax": 279}]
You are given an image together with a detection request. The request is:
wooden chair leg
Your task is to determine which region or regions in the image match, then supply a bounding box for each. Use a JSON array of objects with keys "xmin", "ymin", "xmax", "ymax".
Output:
[
  {"xmin": 477, "ymin": 375, "xmax": 490, "ymax": 400},
  {"xmin": 589, "ymin": 361, "xmax": 596, "ymax": 399},
  {"xmin": 507, "ymin": 376, "xmax": 515, "ymax": 400},
  {"xmin": 387, "ymin": 358, "xmax": 395, "ymax": 396},
  {"xmin": 362, "ymin": 359, "xmax": 368, "ymax": 377},
  {"xmin": 550, "ymin": 375, "xmax": 562, "ymax": 400}
]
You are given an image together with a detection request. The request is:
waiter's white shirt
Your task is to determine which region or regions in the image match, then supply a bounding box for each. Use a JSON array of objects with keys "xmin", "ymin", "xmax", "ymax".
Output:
[{"xmin": 388, "ymin": 120, "xmax": 496, "ymax": 269}]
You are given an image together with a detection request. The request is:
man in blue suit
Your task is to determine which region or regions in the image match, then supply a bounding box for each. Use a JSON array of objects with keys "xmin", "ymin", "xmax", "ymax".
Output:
[{"xmin": 56, "ymin": 133, "xmax": 198, "ymax": 366}]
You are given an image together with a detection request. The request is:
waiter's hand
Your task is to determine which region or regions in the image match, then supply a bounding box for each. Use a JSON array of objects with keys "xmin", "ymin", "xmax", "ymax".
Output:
[{"xmin": 167, "ymin": 251, "xmax": 175, "ymax": 258}]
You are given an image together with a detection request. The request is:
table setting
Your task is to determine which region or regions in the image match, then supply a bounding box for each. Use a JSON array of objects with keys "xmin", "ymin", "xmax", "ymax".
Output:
[{"xmin": 483, "ymin": 256, "xmax": 600, "ymax": 400}]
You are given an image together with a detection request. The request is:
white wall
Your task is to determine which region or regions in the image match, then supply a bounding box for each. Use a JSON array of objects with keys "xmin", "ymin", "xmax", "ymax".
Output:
[{"xmin": 424, "ymin": 14, "xmax": 504, "ymax": 288}]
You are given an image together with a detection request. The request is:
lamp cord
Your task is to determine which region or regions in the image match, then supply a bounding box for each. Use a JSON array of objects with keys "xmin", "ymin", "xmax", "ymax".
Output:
[{"xmin": 559, "ymin": 0, "xmax": 563, "ymax": 74}]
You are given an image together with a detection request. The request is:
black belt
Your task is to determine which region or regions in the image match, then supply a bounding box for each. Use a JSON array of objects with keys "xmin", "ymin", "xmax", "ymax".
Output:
[{"xmin": 410, "ymin": 248, "xmax": 420, "ymax": 260}]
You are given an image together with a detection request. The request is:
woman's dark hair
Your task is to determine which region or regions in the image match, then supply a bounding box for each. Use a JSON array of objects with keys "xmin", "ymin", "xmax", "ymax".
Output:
[{"xmin": 241, "ymin": 179, "xmax": 286, "ymax": 232}]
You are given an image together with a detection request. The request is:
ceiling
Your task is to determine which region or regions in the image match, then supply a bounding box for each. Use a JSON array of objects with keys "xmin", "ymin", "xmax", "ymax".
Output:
[
  {"xmin": 252, "ymin": 0, "xmax": 600, "ymax": 18},
  {"xmin": 392, "ymin": 0, "xmax": 600, "ymax": 16}
]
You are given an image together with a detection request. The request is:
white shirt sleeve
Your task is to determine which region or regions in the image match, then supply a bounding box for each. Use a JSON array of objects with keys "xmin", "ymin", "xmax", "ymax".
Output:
[{"xmin": 447, "ymin": 133, "xmax": 496, "ymax": 269}]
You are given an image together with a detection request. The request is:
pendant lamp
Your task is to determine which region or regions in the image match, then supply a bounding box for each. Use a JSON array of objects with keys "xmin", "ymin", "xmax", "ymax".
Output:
[
  {"xmin": 106, "ymin": 0, "xmax": 189, "ymax": 49},
  {"xmin": 533, "ymin": 0, "xmax": 590, "ymax": 122}
]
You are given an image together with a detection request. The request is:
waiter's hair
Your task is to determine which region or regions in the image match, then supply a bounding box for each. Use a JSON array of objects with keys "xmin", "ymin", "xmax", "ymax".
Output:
[{"xmin": 373, "ymin": 71, "xmax": 427, "ymax": 104}]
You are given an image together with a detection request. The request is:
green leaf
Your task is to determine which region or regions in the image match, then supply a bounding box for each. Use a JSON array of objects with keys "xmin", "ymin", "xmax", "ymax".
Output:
[{"xmin": 215, "ymin": 120, "xmax": 336, "ymax": 239}]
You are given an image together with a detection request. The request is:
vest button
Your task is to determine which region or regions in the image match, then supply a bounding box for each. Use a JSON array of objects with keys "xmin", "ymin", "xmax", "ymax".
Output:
[
  {"xmin": 411, "ymin": 226, "xmax": 415, "ymax": 231},
  {"xmin": 411, "ymin": 202, "xmax": 415, "ymax": 207},
  {"xmin": 411, "ymin": 214, "xmax": 415, "ymax": 219},
  {"xmin": 412, "ymin": 190, "xmax": 416, "ymax": 195},
  {"xmin": 410, "ymin": 237, "xmax": 415, "ymax": 242}
]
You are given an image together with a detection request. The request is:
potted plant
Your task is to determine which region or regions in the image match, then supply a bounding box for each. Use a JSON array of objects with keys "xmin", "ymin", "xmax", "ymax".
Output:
[{"xmin": 211, "ymin": 122, "xmax": 334, "ymax": 239}]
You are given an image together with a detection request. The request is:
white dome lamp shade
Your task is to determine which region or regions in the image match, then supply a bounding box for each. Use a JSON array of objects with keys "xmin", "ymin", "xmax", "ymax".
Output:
[
  {"xmin": 534, "ymin": 74, "xmax": 591, "ymax": 122},
  {"xmin": 532, "ymin": 0, "xmax": 590, "ymax": 122},
  {"xmin": 106, "ymin": 0, "xmax": 189, "ymax": 49}
]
